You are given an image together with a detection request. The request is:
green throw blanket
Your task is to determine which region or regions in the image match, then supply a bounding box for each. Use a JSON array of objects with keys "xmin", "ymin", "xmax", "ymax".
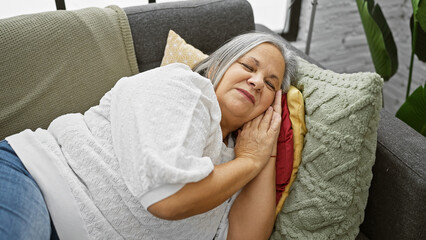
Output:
[{"xmin": 0, "ymin": 6, "xmax": 139, "ymax": 139}]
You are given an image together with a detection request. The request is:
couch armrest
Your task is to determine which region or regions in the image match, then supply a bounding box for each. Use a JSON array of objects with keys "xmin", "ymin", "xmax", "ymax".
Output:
[
  {"xmin": 124, "ymin": 0, "xmax": 254, "ymax": 72},
  {"xmin": 360, "ymin": 109, "xmax": 426, "ymax": 240}
]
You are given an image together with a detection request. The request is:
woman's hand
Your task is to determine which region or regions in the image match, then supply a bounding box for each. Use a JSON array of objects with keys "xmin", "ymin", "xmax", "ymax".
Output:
[
  {"xmin": 149, "ymin": 91, "xmax": 282, "ymax": 221},
  {"xmin": 234, "ymin": 90, "xmax": 282, "ymax": 170}
]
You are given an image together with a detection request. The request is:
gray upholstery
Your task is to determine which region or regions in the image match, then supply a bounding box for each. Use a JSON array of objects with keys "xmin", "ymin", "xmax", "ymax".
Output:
[
  {"xmin": 123, "ymin": 1, "xmax": 426, "ymax": 239},
  {"xmin": 355, "ymin": 232, "xmax": 370, "ymax": 240},
  {"xmin": 124, "ymin": 0, "xmax": 254, "ymax": 72},
  {"xmin": 360, "ymin": 109, "xmax": 426, "ymax": 240}
]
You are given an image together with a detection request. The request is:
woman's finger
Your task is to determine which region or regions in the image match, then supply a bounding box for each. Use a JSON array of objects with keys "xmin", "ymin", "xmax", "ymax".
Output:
[
  {"xmin": 268, "ymin": 111, "xmax": 281, "ymax": 135},
  {"xmin": 259, "ymin": 106, "xmax": 273, "ymax": 130},
  {"xmin": 272, "ymin": 90, "xmax": 282, "ymax": 115}
]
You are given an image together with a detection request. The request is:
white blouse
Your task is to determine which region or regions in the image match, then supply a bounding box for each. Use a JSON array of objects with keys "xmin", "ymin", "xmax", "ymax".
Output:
[{"xmin": 7, "ymin": 63, "xmax": 237, "ymax": 240}]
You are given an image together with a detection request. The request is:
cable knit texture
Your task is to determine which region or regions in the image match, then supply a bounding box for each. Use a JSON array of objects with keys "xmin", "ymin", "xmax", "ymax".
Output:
[{"xmin": 271, "ymin": 57, "xmax": 383, "ymax": 239}]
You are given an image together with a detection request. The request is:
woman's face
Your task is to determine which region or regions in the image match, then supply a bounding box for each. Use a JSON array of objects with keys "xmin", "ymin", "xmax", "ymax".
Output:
[{"xmin": 216, "ymin": 43, "xmax": 285, "ymax": 129}]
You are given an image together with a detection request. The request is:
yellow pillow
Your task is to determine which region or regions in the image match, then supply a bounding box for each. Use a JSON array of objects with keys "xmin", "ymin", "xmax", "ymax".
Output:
[
  {"xmin": 161, "ymin": 30, "xmax": 306, "ymax": 214},
  {"xmin": 160, "ymin": 30, "xmax": 208, "ymax": 68},
  {"xmin": 275, "ymin": 85, "xmax": 307, "ymax": 216}
]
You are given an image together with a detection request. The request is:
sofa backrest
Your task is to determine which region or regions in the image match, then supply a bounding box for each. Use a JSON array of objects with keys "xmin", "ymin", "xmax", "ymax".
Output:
[{"xmin": 124, "ymin": 0, "xmax": 255, "ymax": 72}]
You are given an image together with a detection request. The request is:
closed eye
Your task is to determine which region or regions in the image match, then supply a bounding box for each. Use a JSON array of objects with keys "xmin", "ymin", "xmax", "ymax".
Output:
[
  {"xmin": 239, "ymin": 62, "xmax": 254, "ymax": 72},
  {"xmin": 265, "ymin": 80, "xmax": 276, "ymax": 91}
]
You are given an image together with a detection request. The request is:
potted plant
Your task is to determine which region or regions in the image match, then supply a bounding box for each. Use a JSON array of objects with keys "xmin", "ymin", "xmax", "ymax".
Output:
[{"xmin": 357, "ymin": 0, "xmax": 426, "ymax": 136}]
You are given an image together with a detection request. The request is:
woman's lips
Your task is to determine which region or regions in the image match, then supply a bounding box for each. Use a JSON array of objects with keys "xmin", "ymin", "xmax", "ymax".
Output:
[{"xmin": 236, "ymin": 88, "xmax": 255, "ymax": 104}]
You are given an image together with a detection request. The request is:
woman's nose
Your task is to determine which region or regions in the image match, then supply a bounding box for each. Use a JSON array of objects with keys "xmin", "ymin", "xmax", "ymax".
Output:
[{"xmin": 247, "ymin": 74, "xmax": 264, "ymax": 91}]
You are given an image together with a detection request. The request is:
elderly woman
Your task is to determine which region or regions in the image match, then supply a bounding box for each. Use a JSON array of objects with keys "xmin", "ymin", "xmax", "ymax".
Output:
[{"xmin": 0, "ymin": 32, "xmax": 297, "ymax": 240}]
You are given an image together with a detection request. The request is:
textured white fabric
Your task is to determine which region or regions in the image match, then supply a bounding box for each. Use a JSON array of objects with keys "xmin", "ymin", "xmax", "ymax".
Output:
[
  {"xmin": 111, "ymin": 63, "xmax": 223, "ymax": 208},
  {"xmin": 8, "ymin": 63, "xmax": 236, "ymax": 240}
]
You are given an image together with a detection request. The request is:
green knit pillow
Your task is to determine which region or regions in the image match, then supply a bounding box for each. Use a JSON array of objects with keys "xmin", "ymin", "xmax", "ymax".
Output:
[{"xmin": 271, "ymin": 58, "xmax": 383, "ymax": 239}]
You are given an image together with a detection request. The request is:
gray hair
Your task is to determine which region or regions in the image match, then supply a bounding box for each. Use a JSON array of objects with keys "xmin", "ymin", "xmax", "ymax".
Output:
[{"xmin": 193, "ymin": 32, "xmax": 298, "ymax": 92}]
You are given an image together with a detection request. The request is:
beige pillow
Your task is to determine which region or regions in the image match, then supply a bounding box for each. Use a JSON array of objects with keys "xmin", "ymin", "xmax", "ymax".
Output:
[{"xmin": 160, "ymin": 30, "xmax": 208, "ymax": 68}]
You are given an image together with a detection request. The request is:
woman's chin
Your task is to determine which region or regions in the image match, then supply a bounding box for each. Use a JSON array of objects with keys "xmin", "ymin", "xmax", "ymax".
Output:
[
  {"xmin": 228, "ymin": 106, "xmax": 250, "ymax": 117},
  {"xmin": 220, "ymin": 101, "xmax": 255, "ymax": 125},
  {"xmin": 228, "ymin": 110, "xmax": 254, "ymax": 125}
]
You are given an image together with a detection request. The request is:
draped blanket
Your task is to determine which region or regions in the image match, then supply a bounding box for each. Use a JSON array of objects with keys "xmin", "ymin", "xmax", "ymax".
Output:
[{"xmin": 0, "ymin": 6, "xmax": 139, "ymax": 139}]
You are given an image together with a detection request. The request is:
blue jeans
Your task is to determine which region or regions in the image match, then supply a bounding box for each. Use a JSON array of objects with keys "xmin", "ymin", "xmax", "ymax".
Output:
[{"xmin": 0, "ymin": 140, "xmax": 59, "ymax": 240}]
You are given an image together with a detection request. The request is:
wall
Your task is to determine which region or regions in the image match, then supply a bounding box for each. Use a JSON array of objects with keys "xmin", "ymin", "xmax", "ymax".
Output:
[{"xmin": 291, "ymin": 0, "xmax": 426, "ymax": 114}]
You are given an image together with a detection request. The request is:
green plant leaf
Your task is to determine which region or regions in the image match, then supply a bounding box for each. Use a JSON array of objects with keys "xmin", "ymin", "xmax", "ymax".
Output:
[
  {"xmin": 396, "ymin": 84, "xmax": 426, "ymax": 136},
  {"xmin": 356, "ymin": 0, "xmax": 398, "ymax": 81},
  {"xmin": 415, "ymin": 0, "xmax": 426, "ymax": 31},
  {"xmin": 412, "ymin": 0, "xmax": 420, "ymax": 16},
  {"xmin": 410, "ymin": 15, "xmax": 426, "ymax": 62}
]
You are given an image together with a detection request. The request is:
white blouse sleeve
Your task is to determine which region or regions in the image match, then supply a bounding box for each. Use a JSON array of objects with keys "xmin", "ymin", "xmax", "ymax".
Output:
[{"xmin": 110, "ymin": 63, "xmax": 221, "ymax": 209}]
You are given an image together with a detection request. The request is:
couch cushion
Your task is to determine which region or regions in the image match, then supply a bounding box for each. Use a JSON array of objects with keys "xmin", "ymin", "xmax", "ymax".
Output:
[
  {"xmin": 275, "ymin": 93, "xmax": 295, "ymax": 205},
  {"xmin": 271, "ymin": 57, "xmax": 383, "ymax": 239},
  {"xmin": 356, "ymin": 231, "xmax": 370, "ymax": 240},
  {"xmin": 124, "ymin": 0, "xmax": 255, "ymax": 72},
  {"xmin": 275, "ymin": 85, "xmax": 306, "ymax": 216},
  {"xmin": 160, "ymin": 30, "xmax": 208, "ymax": 68},
  {"xmin": 360, "ymin": 109, "xmax": 426, "ymax": 239}
]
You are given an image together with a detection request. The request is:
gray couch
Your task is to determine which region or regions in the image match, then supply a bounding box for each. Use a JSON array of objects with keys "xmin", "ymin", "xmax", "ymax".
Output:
[
  {"xmin": 0, "ymin": 0, "xmax": 424, "ymax": 239},
  {"xmin": 123, "ymin": 0, "xmax": 425, "ymax": 239}
]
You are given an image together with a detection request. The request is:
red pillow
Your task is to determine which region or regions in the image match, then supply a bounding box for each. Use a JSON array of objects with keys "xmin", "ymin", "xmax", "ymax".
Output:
[{"xmin": 275, "ymin": 93, "xmax": 294, "ymax": 205}]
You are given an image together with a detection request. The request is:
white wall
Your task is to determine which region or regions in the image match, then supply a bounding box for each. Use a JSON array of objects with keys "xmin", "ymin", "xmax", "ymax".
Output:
[
  {"xmin": 0, "ymin": 0, "xmax": 56, "ymax": 19},
  {"xmin": 248, "ymin": 0, "xmax": 289, "ymax": 32},
  {"xmin": 0, "ymin": 0, "xmax": 155, "ymax": 19},
  {"xmin": 1, "ymin": 0, "xmax": 289, "ymax": 30},
  {"xmin": 292, "ymin": 0, "xmax": 426, "ymax": 114}
]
